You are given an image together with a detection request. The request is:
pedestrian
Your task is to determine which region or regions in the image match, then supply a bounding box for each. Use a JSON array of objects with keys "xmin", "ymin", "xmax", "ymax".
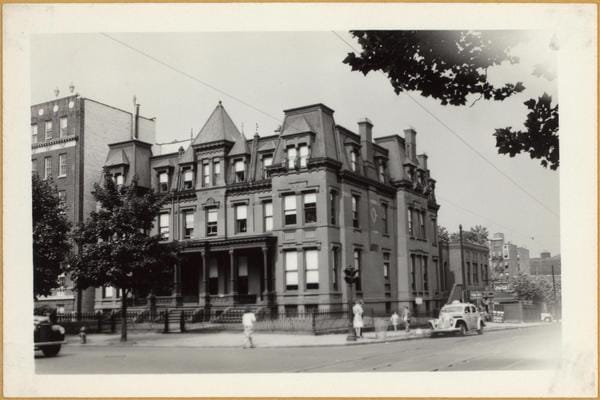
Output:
[
  {"xmin": 402, "ymin": 306, "xmax": 411, "ymax": 333},
  {"xmin": 352, "ymin": 299, "xmax": 364, "ymax": 338},
  {"xmin": 390, "ymin": 311, "xmax": 400, "ymax": 331},
  {"xmin": 241, "ymin": 307, "xmax": 256, "ymax": 349}
]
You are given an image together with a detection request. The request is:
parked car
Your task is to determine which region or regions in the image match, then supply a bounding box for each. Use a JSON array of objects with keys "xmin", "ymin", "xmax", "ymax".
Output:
[
  {"xmin": 541, "ymin": 312, "xmax": 554, "ymax": 322},
  {"xmin": 429, "ymin": 301, "xmax": 485, "ymax": 336},
  {"xmin": 34, "ymin": 315, "xmax": 66, "ymax": 357}
]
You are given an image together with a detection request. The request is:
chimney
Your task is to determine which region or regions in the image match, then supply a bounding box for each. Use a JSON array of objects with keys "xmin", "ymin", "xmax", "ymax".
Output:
[
  {"xmin": 404, "ymin": 128, "xmax": 417, "ymax": 162},
  {"xmin": 358, "ymin": 118, "xmax": 373, "ymax": 162},
  {"xmin": 134, "ymin": 103, "xmax": 140, "ymax": 140},
  {"xmin": 417, "ymin": 153, "xmax": 428, "ymax": 171}
]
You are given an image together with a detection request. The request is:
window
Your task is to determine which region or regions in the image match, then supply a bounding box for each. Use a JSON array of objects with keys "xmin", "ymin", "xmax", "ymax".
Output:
[
  {"xmin": 32, "ymin": 159, "xmax": 37, "ymax": 176},
  {"xmin": 422, "ymin": 256, "xmax": 428, "ymax": 291},
  {"xmin": 473, "ymin": 262, "xmax": 478, "ymax": 284},
  {"xmin": 31, "ymin": 124, "xmax": 38, "ymax": 144},
  {"xmin": 234, "ymin": 160, "xmax": 245, "ymax": 183},
  {"xmin": 442, "ymin": 261, "xmax": 448, "ymax": 290},
  {"xmin": 235, "ymin": 204, "xmax": 247, "ymax": 233},
  {"xmin": 58, "ymin": 154, "xmax": 67, "ymax": 177},
  {"xmin": 407, "ymin": 209, "xmax": 414, "ymax": 237},
  {"xmin": 466, "ymin": 262, "xmax": 471, "ymax": 285},
  {"xmin": 59, "ymin": 117, "xmax": 68, "ymax": 138},
  {"xmin": 332, "ymin": 247, "xmax": 339, "ymax": 291},
  {"xmin": 202, "ymin": 162, "xmax": 210, "ymax": 186},
  {"xmin": 206, "ymin": 208, "xmax": 217, "ymax": 236},
  {"xmin": 330, "ymin": 191, "xmax": 337, "ymax": 225},
  {"xmin": 183, "ymin": 211, "xmax": 194, "ymax": 239},
  {"xmin": 183, "ymin": 169, "xmax": 194, "ymax": 190},
  {"xmin": 299, "ymin": 144, "xmax": 309, "ymax": 168},
  {"xmin": 352, "ymin": 195, "xmax": 359, "ymax": 228},
  {"xmin": 419, "ymin": 211, "xmax": 426, "ymax": 239},
  {"xmin": 237, "ymin": 256, "xmax": 249, "ymax": 294},
  {"xmin": 383, "ymin": 252, "xmax": 390, "ymax": 280},
  {"xmin": 44, "ymin": 121, "xmax": 52, "ymax": 140},
  {"xmin": 303, "ymin": 193, "xmax": 317, "ymax": 224},
  {"xmin": 208, "ymin": 259, "xmax": 218, "ymax": 295},
  {"xmin": 287, "ymin": 147, "xmax": 297, "ymax": 169},
  {"xmin": 350, "ymin": 150, "xmax": 357, "ymax": 172},
  {"xmin": 433, "ymin": 259, "xmax": 439, "ymax": 292},
  {"xmin": 284, "ymin": 195, "xmax": 297, "ymax": 225},
  {"xmin": 410, "ymin": 255, "xmax": 416, "ymax": 291},
  {"xmin": 305, "ymin": 249, "xmax": 319, "ymax": 290},
  {"xmin": 58, "ymin": 190, "xmax": 66, "ymax": 205},
  {"xmin": 285, "ymin": 250, "xmax": 298, "ymax": 290},
  {"xmin": 263, "ymin": 201, "xmax": 273, "ymax": 232},
  {"xmin": 382, "ymin": 203, "xmax": 389, "ymax": 235},
  {"xmin": 159, "ymin": 172, "xmax": 169, "ymax": 192},
  {"xmin": 44, "ymin": 157, "xmax": 52, "ymax": 180},
  {"xmin": 159, "ymin": 212, "xmax": 170, "ymax": 240},
  {"xmin": 115, "ymin": 174, "xmax": 124, "ymax": 187},
  {"xmin": 353, "ymin": 249, "xmax": 362, "ymax": 291},
  {"xmin": 262, "ymin": 156, "xmax": 272, "ymax": 179},
  {"xmin": 432, "ymin": 218, "xmax": 438, "ymax": 245},
  {"xmin": 213, "ymin": 160, "xmax": 221, "ymax": 185},
  {"xmin": 104, "ymin": 286, "xmax": 114, "ymax": 298},
  {"xmin": 284, "ymin": 304, "xmax": 298, "ymax": 317},
  {"xmin": 378, "ymin": 161, "xmax": 385, "ymax": 182}
]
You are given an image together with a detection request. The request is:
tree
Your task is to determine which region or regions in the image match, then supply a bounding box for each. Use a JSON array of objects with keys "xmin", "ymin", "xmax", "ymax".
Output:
[
  {"xmin": 69, "ymin": 177, "xmax": 178, "ymax": 341},
  {"xmin": 468, "ymin": 225, "xmax": 489, "ymax": 245},
  {"xmin": 437, "ymin": 226, "xmax": 449, "ymax": 242},
  {"xmin": 32, "ymin": 175, "xmax": 71, "ymax": 299},
  {"xmin": 343, "ymin": 30, "xmax": 559, "ymax": 170},
  {"xmin": 509, "ymin": 273, "xmax": 545, "ymax": 302}
]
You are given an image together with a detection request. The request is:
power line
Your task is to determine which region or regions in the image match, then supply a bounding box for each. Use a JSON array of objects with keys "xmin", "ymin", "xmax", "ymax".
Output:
[
  {"xmin": 100, "ymin": 33, "xmax": 282, "ymax": 124},
  {"xmin": 330, "ymin": 31, "xmax": 559, "ymax": 219}
]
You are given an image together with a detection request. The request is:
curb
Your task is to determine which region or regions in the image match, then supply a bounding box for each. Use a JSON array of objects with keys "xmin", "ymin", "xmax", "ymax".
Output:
[{"xmin": 67, "ymin": 323, "xmax": 552, "ymax": 349}]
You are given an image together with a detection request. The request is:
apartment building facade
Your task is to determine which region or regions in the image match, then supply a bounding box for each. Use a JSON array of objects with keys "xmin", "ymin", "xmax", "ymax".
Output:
[
  {"xmin": 31, "ymin": 94, "xmax": 155, "ymax": 313},
  {"xmin": 100, "ymin": 101, "xmax": 446, "ymax": 315}
]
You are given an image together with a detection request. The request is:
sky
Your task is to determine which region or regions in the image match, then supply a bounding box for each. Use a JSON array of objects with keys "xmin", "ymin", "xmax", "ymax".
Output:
[{"xmin": 31, "ymin": 31, "xmax": 561, "ymax": 256}]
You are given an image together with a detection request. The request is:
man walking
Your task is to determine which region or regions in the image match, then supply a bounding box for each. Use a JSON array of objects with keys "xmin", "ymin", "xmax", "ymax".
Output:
[
  {"xmin": 242, "ymin": 307, "xmax": 256, "ymax": 349},
  {"xmin": 402, "ymin": 306, "xmax": 411, "ymax": 333}
]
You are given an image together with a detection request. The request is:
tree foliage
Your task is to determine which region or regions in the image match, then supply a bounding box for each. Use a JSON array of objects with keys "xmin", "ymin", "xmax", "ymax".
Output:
[
  {"xmin": 32, "ymin": 175, "xmax": 71, "ymax": 299},
  {"xmin": 343, "ymin": 30, "xmax": 559, "ymax": 170},
  {"xmin": 509, "ymin": 273, "xmax": 560, "ymax": 304},
  {"xmin": 449, "ymin": 225, "xmax": 489, "ymax": 245},
  {"xmin": 68, "ymin": 177, "xmax": 178, "ymax": 341},
  {"xmin": 437, "ymin": 226, "xmax": 449, "ymax": 242}
]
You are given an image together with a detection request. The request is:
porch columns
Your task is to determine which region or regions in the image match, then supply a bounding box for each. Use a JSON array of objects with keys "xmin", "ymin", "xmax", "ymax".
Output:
[
  {"xmin": 229, "ymin": 249, "xmax": 238, "ymax": 295},
  {"xmin": 200, "ymin": 250, "xmax": 208, "ymax": 306},
  {"xmin": 262, "ymin": 246, "xmax": 269, "ymax": 300},
  {"xmin": 173, "ymin": 263, "xmax": 183, "ymax": 307}
]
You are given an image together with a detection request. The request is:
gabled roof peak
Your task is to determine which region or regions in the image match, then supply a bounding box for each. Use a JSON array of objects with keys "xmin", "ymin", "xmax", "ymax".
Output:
[{"xmin": 191, "ymin": 101, "xmax": 246, "ymax": 149}]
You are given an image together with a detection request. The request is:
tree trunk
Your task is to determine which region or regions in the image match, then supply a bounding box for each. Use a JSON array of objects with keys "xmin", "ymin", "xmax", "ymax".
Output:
[{"xmin": 120, "ymin": 290, "xmax": 128, "ymax": 342}]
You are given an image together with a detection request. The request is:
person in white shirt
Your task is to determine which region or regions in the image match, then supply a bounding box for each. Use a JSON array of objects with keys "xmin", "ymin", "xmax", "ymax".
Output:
[
  {"xmin": 390, "ymin": 311, "xmax": 400, "ymax": 331},
  {"xmin": 242, "ymin": 307, "xmax": 256, "ymax": 349},
  {"xmin": 352, "ymin": 300, "xmax": 364, "ymax": 338}
]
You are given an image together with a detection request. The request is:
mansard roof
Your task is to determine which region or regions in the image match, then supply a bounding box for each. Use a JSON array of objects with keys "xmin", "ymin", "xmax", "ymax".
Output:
[
  {"xmin": 104, "ymin": 148, "xmax": 129, "ymax": 167},
  {"xmin": 192, "ymin": 101, "xmax": 246, "ymax": 149}
]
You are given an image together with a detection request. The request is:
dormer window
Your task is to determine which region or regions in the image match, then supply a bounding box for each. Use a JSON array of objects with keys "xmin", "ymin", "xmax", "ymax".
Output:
[
  {"xmin": 202, "ymin": 161, "xmax": 210, "ymax": 187},
  {"xmin": 213, "ymin": 159, "xmax": 221, "ymax": 185},
  {"xmin": 234, "ymin": 160, "xmax": 245, "ymax": 183},
  {"xmin": 115, "ymin": 173, "xmax": 124, "ymax": 187},
  {"xmin": 378, "ymin": 161, "xmax": 386, "ymax": 183},
  {"xmin": 183, "ymin": 169, "xmax": 194, "ymax": 190},
  {"xmin": 262, "ymin": 155, "xmax": 273, "ymax": 179},
  {"xmin": 159, "ymin": 172, "xmax": 169, "ymax": 192},
  {"xmin": 287, "ymin": 147, "xmax": 297, "ymax": 169},
  {"xmin": 350, "ymin": 150, "xmax": 357, "ymax": 172},
  {"xmin": 299, "ymin": 145, "xmax": 309, "ymax": 168}
]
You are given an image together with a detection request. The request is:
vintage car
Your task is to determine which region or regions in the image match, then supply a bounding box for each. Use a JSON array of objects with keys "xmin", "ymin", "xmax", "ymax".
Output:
[
  {"xmin": 34, "ymin": 315, "xmax": 66, "ymax": 357},
  {"xmin": 429, "ymin": 301, "xmax": 485, "ymax": 336}
]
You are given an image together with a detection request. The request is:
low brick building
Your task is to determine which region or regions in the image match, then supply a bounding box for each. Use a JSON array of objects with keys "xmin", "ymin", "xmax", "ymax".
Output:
[{"xmin": 101, "ymin": 101, "xmax": 447, "ymax": 315}]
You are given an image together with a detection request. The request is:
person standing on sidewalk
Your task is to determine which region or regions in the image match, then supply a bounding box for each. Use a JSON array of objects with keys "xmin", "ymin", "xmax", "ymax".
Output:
[
  {"xmin": 390, "ymin": 311, "xmax": 400, "ymax": 331},
  {"xmin": 242, "ymin": 307, "xmax": 256, "ymax": 349},
  {"xmin": 353, "ymin": 299, "xmax": 364, "ymax": 338},
  {"xmin": 402, "ymin": 306, "xmax": 411, "ymax": 333}
]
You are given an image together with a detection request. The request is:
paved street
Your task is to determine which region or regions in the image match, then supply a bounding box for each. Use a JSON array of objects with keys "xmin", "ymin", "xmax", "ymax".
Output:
[{"xmin": 36, "ymin": 324, "xmax": 560, "ymax": 374}]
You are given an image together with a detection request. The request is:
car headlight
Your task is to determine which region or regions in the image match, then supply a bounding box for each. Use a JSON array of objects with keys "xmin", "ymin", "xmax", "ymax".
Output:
[{"xmin": 52, "ymin": 325, "xmax": 65, "ymax": 335}]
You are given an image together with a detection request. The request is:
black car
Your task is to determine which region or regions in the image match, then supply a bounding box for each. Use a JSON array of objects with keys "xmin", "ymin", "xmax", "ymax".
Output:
[{"xmin": 34, "ymin": 315, "xmax": 66, "ymax": 357}]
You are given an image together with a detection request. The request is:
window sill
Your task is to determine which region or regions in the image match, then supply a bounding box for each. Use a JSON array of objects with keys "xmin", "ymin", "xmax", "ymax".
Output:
[
  {"xmin": 57, "ymin": 175, "xmax": 67, "ymax": 179},
  {"xmin": 353, "ymin": 228, "xmax": 362, "ymax": 233}
]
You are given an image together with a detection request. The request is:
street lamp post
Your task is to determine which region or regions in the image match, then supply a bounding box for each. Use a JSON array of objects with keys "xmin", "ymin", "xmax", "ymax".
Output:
[{"xmin": 344, "ymin": 265, "xmax": 359, "ymax": 341}]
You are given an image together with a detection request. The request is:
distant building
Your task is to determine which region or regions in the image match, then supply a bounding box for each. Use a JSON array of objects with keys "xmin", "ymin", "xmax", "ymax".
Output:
[
  {"xmin": 488, "ymin": 233, "xmax": 530, "ymax": 281},
  {"xmin": 440, "ymin": 239, "xmax": 490, "ymax": 291},
  {"xmin": 100, "ymin": 102, "xmax": 447, "ymax": 315},
  {"xmin": 31, "ymin": 94, "xmax": 156, "ymax": 313},
  {"xmin": 530, "ymin": 252, "xmax": 561, "ymax": 275}
]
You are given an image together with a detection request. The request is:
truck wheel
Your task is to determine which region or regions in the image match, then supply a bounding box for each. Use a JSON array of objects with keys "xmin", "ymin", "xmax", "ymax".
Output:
[
  {"xmin": 42, "ymin": 345, "xmax": 61, "ymax": 357},
  {"xmin": 458, "ymin": 322, "xmax": 466, "ymax": 336}
]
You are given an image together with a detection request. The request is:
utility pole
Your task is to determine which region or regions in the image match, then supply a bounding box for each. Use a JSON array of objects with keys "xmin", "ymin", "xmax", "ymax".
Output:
[
  {"xmin": 551, "ymin": 264, "xmax": 557, "ymax": 301},
  {"xmin": 459, "ymin": 224, "xmax": 466, "ymax": 302}
]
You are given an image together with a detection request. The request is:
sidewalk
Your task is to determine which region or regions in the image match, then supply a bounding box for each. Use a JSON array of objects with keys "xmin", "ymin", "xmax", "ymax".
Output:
[{"xmin": 68, "ymin": 321, "xmax": 552, "ymax": 349}]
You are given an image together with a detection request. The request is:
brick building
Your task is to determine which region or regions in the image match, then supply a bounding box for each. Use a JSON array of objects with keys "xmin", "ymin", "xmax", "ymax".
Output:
[
  {"xmin": 31, "ymin": 94, "xmax": 155, "ymax": 313},
  {"xmin": 488, "ymin": 232, "xmax": 530, "ymax": 281},
  {"xmin": 530, "ymin": 252, "xmax": 561, "ymax": 276},
  {"xmin": 442, "ymin": 240, "xmax": 490, "ymax": 291},
  {"xmin": 101, "ymin": 102, "xmax": 447, "ymax": 315}
]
